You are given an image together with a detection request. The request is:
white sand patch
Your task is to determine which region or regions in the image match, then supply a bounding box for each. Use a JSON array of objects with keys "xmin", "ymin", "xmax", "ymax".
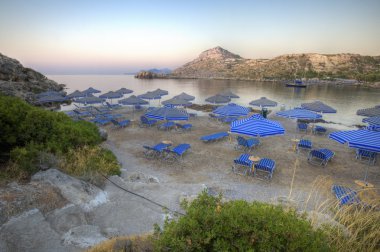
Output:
[{"xmin": 81, "ymin": 191, "xmax": 108, "ymax": 212}]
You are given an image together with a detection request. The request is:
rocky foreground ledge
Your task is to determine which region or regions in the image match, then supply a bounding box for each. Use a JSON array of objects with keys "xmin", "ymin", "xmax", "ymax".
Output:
[{"xmin": 0, "ymin": 53, "xmax": 64, "ymax": 102}]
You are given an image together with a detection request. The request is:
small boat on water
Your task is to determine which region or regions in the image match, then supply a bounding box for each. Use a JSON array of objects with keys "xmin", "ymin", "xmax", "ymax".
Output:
[{"xmin": 285, "ymin": 80, "xmax": 307, "ymax": 88}]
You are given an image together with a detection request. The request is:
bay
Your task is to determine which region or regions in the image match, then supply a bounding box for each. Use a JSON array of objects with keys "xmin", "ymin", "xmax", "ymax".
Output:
[{"xmin": 48, "ymin": 75, "xmax": 380, "ymax": 128}]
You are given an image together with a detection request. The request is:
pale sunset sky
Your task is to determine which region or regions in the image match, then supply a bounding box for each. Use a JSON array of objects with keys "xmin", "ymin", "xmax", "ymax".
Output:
[{"xmin": 0, "ymin": 0, "xmax": 379, "ymax": 74}]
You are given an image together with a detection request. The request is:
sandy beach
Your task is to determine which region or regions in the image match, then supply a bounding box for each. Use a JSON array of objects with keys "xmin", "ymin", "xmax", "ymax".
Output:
[{"xmin": 102, "ymin": 108, "xmax": 380, "ymax": 211}]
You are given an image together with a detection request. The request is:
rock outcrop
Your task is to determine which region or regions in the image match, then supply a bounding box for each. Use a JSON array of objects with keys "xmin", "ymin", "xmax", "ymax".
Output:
[
  {"xmin": 171, "ymin": 46, "xmax": 380, "ymax": 81},
  {"xmin": 134, "ymin": 70, "xmax": 169, "ymax": 79},
  {"xmin": 0, "ymin": 53, "xmax": 65, "ymax": 101}
]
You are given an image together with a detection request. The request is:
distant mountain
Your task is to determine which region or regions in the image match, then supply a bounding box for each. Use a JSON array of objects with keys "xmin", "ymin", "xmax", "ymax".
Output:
[
  {"xmin": 171, "ymin": 46, "xmax": 380, "ymax": 82},
  {"xmin": 0, "ymin": 53, "xmax": 64, "ymax": 102},
  {"xmin": 145, "ymin": 68, "xmax": 172, "ymax": 74}
]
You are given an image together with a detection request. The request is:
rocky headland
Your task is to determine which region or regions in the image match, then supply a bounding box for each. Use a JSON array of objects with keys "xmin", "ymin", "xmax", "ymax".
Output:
[
  {"xmin": 0, "ymin": 53, "xmax": 65, "ymax": 102},
  {"xmin": 169, "ymin": 46, "xmax": 380, "ymax": 85}
]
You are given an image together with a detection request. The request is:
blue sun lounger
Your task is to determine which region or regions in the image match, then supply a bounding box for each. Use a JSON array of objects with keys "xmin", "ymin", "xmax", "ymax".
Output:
[
  {"xmin": 297, "ymin": 139, "xmax": 312, "ymax": 153},
  {"xmin": 297, "ymin": 123, "xmax": 308, "ymax": 133},
  {"xmin": 165, "ymin": 143, "xmax": 191, "ymax": 161},
  {"xmin": 235, "ymin": 136, "xmax": 260, "ymax": 151},
  {"xmin": 313, "ymin": 125, "xmax": 327, "ymax": 135},
  {"xmin": 176, "ymin": 123, "xmax": 193, "ymax": 132},
  {"xmin": 254, "ymin": 158, "xmax": 276, "ymax": 180},
  {"xmin": 91, "ymin": 116, "xmax": 112, "ymax": 125},
  {"xmin": 332, "ymin": 185, "xmax": 361, "ymax": 206},
  {"xmin": 356, "ymin": 149, "xmax": 377, "ymax": 165},
  {"xmin": 200, "ymin": 132, "xmax": 229, "ymax": 142},
  {"xmin": 233, "ymin": 153, "xmax": 254, "ymax": 176},
  {"xmin": 73, "ymin": 109, "xmax": 92, "ymax": 117},
  {"xmin": 111, "ymin": 119, "xmax": 131, "ymax": 128},
  {"xmin": 308, "ymin": 148, "xmax": 335, "ymax": 167},
  {"xmin": 140, "ymin": 116, "xmax": 158, "ymax": 127},
  {"xmin": 143, "ymin": 142, "xmax": 172, "ymax": 158},
  {"xmin": 158, "ymin": 121, "xmax": 176, "ymax": 131}
]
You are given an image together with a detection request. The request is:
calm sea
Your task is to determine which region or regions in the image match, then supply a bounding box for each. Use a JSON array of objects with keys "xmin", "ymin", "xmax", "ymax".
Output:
[{"xmin": 48, "ymin": 75, "xmax": 380, "ymax": 129}]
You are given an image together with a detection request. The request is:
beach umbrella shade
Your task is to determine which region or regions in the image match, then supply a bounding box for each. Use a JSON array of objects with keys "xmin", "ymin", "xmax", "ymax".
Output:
[
  {"xmin": 115, "ymin": 88, "xmax": 133, "ymax": 95},
  {"xmin": 82, "ymin": 87, "xmax": 101, "ymax": 95},
  {"xmin": 151, "ymin": 88, "xmax": 169, "ymax": 97},
  {"xmin": 138, "ymin": 91, "xmax": 162, "ymax": 105},
  {"xmin": 37, "ymin": 94, "xmax": 68, "ymax": 104},
  {"xmin": 145, "ymin": 107, "xmax": 189, "ymax": 121},
  {"xmin": 329, "ymin": 129, "xmax": 380, "ymax": 183},
  {"xmin": 67, "ymin": 90, "xmax": 85, "ymax": 99},
  {"xmin": 213, "ymin": 103, "xmax": 249, "ymax": 117},
  {"xmin": 301, "ymin": 101, "xmax": 337, "ymax": 113},
  {"xmin": 357, "ymin": 107, "xmax": 380, "ymax": 117},
  {"xmin": 99, "ymin": 91, "xmax": 124, "ymax": 104},
  {"xmin": 119, "ymin": 95, "xmax": 148, "ymax": 105},
  {"xmin": 75, "ymin": 96, "xmax": 105, "ymax": 105},
  {"xmin": 218, "ymin": 90, "xmax": 240, "ymax": 99},
  {"xmin": 249, "ymin": 97, "xmax": 278, "ymax": 107},
  {"xmin": 138, "ymin": 92, "xmax": 162, "ymax": 100},
  {"xmin": 363, "ymin": 116, "xmax": 380, "ymax": 126},
  {"xmin": 162, "ymin": 97, "xmax": 192, "ymax": 107},
  {"xmin": 276, "ymin": 108, "xmax": 322, "ymax": 120},
  {"xmin": 231, "ymin": 114, "xmax": 285, "ymax": 137},
  {"xmin": 205, "ymin": 95, "xmax": 231, "ymax": 104},
  {"xmin": 99, "ymin": 91, "xmax": 123, "ymax": 99},
  {"xmin": 173, "ymin": 92, "xmax": 195, "ymax": 101},
  {"xmin": 118, "ymin": 95, "xmax": 149, "ymax": 118}
]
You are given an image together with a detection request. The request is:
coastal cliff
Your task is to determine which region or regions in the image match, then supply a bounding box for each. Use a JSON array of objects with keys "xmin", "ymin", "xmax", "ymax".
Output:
[
  {"xmin": 171, "ymin": 46, "xmax": 380, "ymax": 83},
  {"xmin": 0, "ymin": 53, "xmax": 64, "ymax": 102}
]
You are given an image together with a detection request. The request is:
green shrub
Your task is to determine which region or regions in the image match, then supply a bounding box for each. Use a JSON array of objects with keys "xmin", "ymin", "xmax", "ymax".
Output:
[
  {"xmin": 154, "ymin": 192, "xmax": 331, "ymax": 251},
  {"xmin": 0, "ymin": 95, "xmax": 32, "ymax": 154},
  {"xmin": 9, "ymin": 143, "xmax": 43, "ymax": 175},
  {"xmin": 60, "ymin": 145, "xmax": 121, "ymax": 185},
  {"xmin": 0, "ymin": 95, "xmax": 105, "ymax": 180},
  {"xmin": 0, "ymin": 95, "xmax": 101, "ymax": 156}
]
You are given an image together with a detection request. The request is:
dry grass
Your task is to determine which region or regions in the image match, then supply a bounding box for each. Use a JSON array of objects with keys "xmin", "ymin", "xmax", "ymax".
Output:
[
  {"xmin": 296, "ymin": 175, "xmax": 380, "ymax": 252},
  {"xmin": 325, "ymin": 189, "xmax": 380, "ymax": 252},
  {"xmin": 59, "ymin": 145, "xmax": 120, "ymax": 186},
  {"xmin": 87, "ymin": 234, "xmax": 153, "ymax": 252}
]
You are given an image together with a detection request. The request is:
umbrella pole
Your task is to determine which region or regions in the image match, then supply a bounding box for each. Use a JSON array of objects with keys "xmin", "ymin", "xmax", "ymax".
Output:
[
  {"xmin": 355, "ymin": 162, "xmax": 374, "ymax": 188},
  {"xmin": 364, "ymin": 164, "xmax": 369, "ymax": 182}
]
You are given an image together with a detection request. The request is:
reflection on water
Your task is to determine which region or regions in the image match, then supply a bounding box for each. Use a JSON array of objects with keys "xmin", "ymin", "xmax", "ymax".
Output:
[{"xmin": 48, "ymin": 75, "xmax": 380, "ymax": 127}]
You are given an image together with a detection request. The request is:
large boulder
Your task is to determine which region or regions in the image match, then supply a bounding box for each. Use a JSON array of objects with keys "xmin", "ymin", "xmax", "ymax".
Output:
[
  {"xmin": 46, "ymin": 204, "xmax": 88, "ymax": 235},
  {"xmin": 0, "ymin": 209, "xmax": 69, "ymax": 252},
  {"xmin": 32, "ymin": 169, "xmax": 108, "ymax": 211}
]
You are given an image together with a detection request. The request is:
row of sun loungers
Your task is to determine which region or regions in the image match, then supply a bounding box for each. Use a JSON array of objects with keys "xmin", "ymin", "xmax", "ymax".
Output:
[
  {"xmin": 143, "ymin": 142, "xmax": 191, "ymax": 162},
  {"xmin": 233, "ymin": 153, "xmax": 276, "ymax": 180},
  {"xmin": 235, "ymin": 136, "xmax": 260, "ymax": 151},
  {"xmin": 297, "ymin": 122, "xmax": 327, "ymax": 135},
  {"xmin": 308, "ymin": 148, "xmax": 335, "ymax": 167},
  {"xmin": 139, "ymin": 116, "xmax": 193, "ymax": 131},
  {"xmin": 356, "ymin": 149, "xmax": 377, "ymax": 165}
]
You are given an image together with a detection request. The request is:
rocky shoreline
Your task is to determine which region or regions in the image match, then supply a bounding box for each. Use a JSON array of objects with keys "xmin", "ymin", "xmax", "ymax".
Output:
[
  {"xmin": 133, "ymin": 71, "xmax": 380, "ymax": 88},
  {"xmin": 0, "ymin": 53, "xmax": 65, "ymax": 102}
]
